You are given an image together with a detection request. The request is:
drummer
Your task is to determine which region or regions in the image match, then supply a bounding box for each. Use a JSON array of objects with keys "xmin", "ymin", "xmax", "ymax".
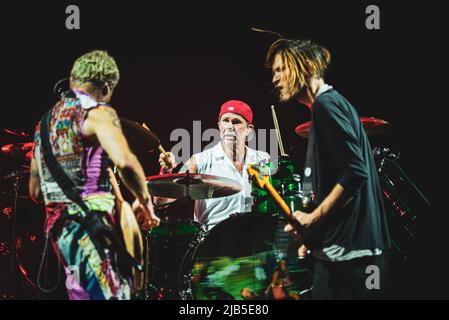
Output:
[{"xmin": 158, "ymin": 100, "xmax": 270, "ymax": 230}]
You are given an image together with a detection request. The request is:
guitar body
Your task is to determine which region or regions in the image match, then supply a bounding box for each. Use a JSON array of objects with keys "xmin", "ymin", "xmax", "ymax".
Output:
[
  {"xmin": 108, "ymin": 168, "xmax": 144, "ymax": 291},
  {"xmin": 117, "ymin": 199, "xmax": 144, "ymax": 290}
]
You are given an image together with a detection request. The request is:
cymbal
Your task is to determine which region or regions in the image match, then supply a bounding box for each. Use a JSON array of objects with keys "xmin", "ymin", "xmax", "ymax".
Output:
[
  {"xmin": 1, "ymin": 142, "xmax": 34, "ymax": 161},
  {"xmin": 359, "ymin": 117, "xmax": 390, "ymax": 136},
  {"xmin": 146, "ymin": 173, "xmax": 243, "ymax": 200},
  {"xmin": 120, "ymin": 118, "xmax": 160, "ymax": 153},
  {"xmin": 295, "ymin": 117, "xmax": 390, "ymax": 138},
  {"xmin": 2, "ymin": 128, "xmax": 30, "ymax": 139}
]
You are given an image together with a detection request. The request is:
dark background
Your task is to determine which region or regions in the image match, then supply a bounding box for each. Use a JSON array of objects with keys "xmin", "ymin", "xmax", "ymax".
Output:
[{"xmin": 0, "ymin": 0, "xmax": 446, "ymax": 299}]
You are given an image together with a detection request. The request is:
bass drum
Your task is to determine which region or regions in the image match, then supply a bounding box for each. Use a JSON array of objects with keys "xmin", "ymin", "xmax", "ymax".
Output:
[
  {"xmin": 181, "ymin": 213, "xmax": 311, "ymax": 300},
  {"xmin": 144, "ymin": 218, "xmax": 205, "ymax": 300}
]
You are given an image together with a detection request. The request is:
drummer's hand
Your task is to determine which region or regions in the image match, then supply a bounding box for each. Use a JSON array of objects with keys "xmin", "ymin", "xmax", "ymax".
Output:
[
  {"xmin": 159, "ymin": 152, "xmax": 177, "ymax": 173},
  {"xmin": 132, "ymin": 198, "xmax": 160, "ymax": 230}
]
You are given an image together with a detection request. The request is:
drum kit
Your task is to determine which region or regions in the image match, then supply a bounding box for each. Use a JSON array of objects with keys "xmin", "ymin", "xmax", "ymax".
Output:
[{"xmin": 0, "ymin": 112, "xmax": 427, "ymax": 300}]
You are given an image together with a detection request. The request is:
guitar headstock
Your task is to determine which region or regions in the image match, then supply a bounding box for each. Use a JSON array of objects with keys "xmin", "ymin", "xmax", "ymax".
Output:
[{"xmin": 247, "ymin": 164, "xmax": 270, "ymax": 189}]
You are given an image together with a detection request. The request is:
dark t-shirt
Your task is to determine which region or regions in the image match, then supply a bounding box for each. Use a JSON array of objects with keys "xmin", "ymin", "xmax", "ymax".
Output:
[{"xmin": 309, "ymin": 89, "xmax": 391, "ymax": 250}]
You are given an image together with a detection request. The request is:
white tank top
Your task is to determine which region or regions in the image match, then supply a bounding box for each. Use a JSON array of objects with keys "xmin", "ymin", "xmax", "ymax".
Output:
[{"xmin": 192, "ymin": 143, "xmax": 270, "ymax": 230}]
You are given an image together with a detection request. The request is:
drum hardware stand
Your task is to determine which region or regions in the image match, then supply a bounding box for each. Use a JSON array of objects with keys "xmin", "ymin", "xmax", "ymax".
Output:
[
  {"xmin": 2, "ymin": 169, "xmax": 24, "ymax": 299},
  {"xmin": 374, "ymin": 146, "xmax": 430, "ymax": 210},
  {"xmin": 373, "ymin": 146, "xmax": 430, "ymax": 259},
  {"xmin": 142, "ymin": 231, "xmax": 151, "ymax": 300},
  {"xmin": 373, "ymin": 147, "xmax": 400, "ymax": 174}
]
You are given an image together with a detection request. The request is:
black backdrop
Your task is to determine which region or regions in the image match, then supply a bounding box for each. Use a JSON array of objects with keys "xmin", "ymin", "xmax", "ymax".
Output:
[{"xmin": 0, "ymin": 0, "xmax": 446, "ymax": 298}]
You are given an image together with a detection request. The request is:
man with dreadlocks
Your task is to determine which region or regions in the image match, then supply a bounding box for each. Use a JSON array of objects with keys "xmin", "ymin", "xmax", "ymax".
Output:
[
  {"xmin": 266, "ymin": 39, "xmax": 391, "ymax": 299},
  {"xmin": 29, "ymin": 50, "xmax": 160, "ymax": 299}
]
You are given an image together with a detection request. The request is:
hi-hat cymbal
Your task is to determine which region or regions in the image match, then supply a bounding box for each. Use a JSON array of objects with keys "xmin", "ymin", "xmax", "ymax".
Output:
[
  {"xmin": 295, "ymin": 117, "xmax": 390, "ymax": 138},
  {"xmin": 146, "ymin": 173, "xmax": 243, "ymax": 200},
  {"xmin": 120, "ymin": 118, "xmax": 160, "ymax": 153}
]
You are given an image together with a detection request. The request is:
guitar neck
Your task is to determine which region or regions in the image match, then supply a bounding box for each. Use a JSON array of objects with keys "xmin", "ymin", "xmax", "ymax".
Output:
[
  {"xmin": 264, "ymin": 183, "xmax": 292, "ymax": 217},
  {"xmin": 108, "ymin": 167, "xmax": 125, "ymax": 202}
]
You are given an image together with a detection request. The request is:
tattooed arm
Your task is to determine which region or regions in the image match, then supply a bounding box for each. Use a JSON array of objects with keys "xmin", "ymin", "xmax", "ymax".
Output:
[
  {"xmin": 29, "ymin": 157, "xmax": 43, "ymax": 203},
  {"xmin": 83, "ymin": 106, "xmax": 160, "ymax": 229}
]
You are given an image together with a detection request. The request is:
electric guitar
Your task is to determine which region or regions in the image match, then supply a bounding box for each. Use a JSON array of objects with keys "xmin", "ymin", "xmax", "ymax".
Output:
[
  {"xmin": 247, "ymin": 164, "xmax": 316, "ymax": 241},
  {"xmin": 108, "ymin": 168, "xmax": 144, "ymax": 291}
]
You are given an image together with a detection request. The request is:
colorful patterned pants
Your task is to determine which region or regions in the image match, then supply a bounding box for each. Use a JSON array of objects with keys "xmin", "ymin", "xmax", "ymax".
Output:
[{"xmin": 47, "ymin": 203, "xmax": 131, "ymax": 300}]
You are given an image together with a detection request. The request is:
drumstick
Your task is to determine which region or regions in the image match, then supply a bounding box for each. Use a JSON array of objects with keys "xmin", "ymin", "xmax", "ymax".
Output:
[
  {"xmin": 142, "ymin": 122, "xmax": 174, "ymax": 169},
  {"xmin": 271, "ymin": 105, "xmax": 288, "ymax": 157},
  {"xmin": 158, "ymin": 145, "xmax": 168, "ymax": 156},
  {"xmin": 142, "ymin": 122, "xmax": 168, "ymax": 156}
]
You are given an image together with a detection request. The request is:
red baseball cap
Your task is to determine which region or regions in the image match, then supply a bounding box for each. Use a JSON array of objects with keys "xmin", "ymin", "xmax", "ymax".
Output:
[{"xmin": 218, "ymin": 100, "xmax": 253, "ymax": 124}]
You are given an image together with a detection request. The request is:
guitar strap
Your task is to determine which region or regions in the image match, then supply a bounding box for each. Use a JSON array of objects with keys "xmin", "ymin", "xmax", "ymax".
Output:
[
  {"xmin": 40, "ymin": 108, "xmax": 90, "ymax": 215},
  {"xmin": 302, "ymin": 126, "xmax": 315, "ymax": 207}
]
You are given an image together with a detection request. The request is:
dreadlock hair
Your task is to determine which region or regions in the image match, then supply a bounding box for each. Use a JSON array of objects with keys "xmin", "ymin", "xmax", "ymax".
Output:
[{"xmin": 265, "ymin": 38, "xmax": 331, "ymax": 95}]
